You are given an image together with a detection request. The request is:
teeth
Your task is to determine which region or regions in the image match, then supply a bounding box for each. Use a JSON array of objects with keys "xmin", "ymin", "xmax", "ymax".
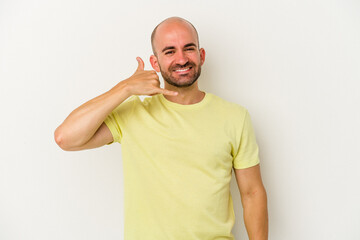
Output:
[{"xmin": 175, "ymin": 68, "xmax": 190, "ymax": 72}]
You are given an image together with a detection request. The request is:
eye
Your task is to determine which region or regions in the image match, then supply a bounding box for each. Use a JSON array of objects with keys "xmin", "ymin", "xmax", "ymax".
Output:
[
  {"xmin": 185, "ymin": 48, "xmax": 195, "ymax": 51},
  {"xmin": 165, "ymin": 51, "xmax": 174, "ymax": 55}
]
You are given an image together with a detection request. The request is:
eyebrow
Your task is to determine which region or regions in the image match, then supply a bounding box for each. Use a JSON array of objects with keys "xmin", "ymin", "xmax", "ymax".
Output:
[{"xmin": 161, "ymin": 42, "xmax": 198, "ymax": 53}]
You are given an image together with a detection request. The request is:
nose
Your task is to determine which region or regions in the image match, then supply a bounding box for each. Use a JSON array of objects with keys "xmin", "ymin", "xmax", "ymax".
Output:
[{"xmin": 174, "ymin": 50, "xmax": 188, "ymax": 66}]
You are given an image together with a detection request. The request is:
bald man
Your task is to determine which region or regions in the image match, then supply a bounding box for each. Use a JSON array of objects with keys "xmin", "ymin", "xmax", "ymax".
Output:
[{"xmin": 55, "ymin": 17, "xmax": 268, "ymax": 240}]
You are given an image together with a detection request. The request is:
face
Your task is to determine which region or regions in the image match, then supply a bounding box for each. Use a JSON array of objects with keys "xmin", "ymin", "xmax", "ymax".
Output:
[{"xmin": 150, "ymin": 21, "xmax": 205, "ymax": 88}]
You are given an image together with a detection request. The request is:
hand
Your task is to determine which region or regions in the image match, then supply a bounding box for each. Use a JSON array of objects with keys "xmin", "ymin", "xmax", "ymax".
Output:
[{"xmin": 124, "ymin": 57, "xmax": 178, "ymax": 96}]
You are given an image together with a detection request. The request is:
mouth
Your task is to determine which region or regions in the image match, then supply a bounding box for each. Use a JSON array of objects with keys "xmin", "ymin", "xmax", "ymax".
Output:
[{"xmin": 173, "ymin": 66, "xmax": 192, "ymax": 74}]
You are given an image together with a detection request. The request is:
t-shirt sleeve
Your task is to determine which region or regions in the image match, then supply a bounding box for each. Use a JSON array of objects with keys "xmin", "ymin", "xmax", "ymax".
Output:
[
  {"xmin": 104, "ymin": 95, "xmax": 137, "ymax": 144},
  {"xmin": 232, "ymin": 109, "xmax": 260, "ymax": 169}
]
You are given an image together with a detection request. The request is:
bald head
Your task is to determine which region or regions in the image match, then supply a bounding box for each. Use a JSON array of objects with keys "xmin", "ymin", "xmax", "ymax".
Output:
[{"xmin": 151, "ymin": 17, "xmax": 200, "ymax": 55}]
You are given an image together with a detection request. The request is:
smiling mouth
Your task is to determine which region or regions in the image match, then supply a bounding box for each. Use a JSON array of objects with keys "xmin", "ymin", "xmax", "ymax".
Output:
[{"xmin": 173, "ymin": 67, "xmax": 192, "ymax": 73}]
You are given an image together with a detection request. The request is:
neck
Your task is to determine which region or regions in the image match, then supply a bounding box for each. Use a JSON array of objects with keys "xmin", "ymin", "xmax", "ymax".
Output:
[{"xmin": 163, "ymin": 82, "xmax": 205, "ymax": 105}]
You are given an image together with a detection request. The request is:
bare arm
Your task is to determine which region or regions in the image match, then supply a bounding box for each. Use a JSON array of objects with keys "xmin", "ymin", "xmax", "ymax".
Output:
[
  {"xmin": 54, "ymin": 57, "xmax": 178, "ymax": 151},
  {"xmin": 54, "ymin": 80, "xmax": 131, "ymax": 151},
  {"xmin": 234, "ymin": 164, "xmax": 268, "ymax": 240}
]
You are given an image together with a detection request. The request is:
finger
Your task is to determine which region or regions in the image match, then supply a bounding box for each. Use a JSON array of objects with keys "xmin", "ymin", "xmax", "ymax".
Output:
[
  {"xmin": 160, "ymin": 88, "xmax": 178, "ymax": 96},
  {"xmin": 136, "ymin": 57, "xmax": 145, "ymax": 71}
]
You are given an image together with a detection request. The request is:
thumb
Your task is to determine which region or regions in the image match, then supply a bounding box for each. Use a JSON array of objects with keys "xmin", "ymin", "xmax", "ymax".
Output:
[{"xmin": 136, "ymin": 57, "xmax": 145, "ymax": 71}]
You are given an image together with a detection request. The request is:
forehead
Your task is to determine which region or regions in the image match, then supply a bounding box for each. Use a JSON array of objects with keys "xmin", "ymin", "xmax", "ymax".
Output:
[{"xmin": 153, "ymin": 21, "xmax": 198, "ymax": 51}]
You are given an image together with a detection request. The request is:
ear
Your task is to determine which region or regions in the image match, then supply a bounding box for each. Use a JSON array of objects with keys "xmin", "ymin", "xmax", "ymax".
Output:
[
  {"xmin": 199, "ymin": 48, "xmax": 206, "ymax": 66},
  {"xmin": 150, "ymin": 55, "xmax": 161, "ymax": 72}
]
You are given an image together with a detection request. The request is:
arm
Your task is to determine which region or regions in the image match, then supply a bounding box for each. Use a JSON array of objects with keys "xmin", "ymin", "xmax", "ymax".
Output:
[
  {"xmin": 54, "ymin": 83, "xmax": 129, "ymax": 151},
  {"xmin": 54, "ymin": 57, "xmax": 178, "ymax": 151},
  {"xmin": 234, "ymin": 164, "xmax": 268, "ymax": 240}
]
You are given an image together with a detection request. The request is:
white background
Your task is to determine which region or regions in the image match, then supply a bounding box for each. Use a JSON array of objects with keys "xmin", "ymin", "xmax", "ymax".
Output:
[{"xmin": 1, "ymin": 0, "xmax": 359, "ymax": 239}]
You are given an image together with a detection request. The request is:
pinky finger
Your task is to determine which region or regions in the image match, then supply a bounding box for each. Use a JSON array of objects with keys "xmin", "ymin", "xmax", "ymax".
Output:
[{"xmin": 161, "ymin": 89, "xmax": 178, "ymax": 96}]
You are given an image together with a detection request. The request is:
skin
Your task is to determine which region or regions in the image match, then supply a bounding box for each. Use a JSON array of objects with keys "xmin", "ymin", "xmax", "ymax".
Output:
[
  {"xmin": 235, "ymin": 164, "xmax": 269, "ymax": 240},
  {"xmin": 54, "ymin": 17, "xmax": 268, "ymax": 240},
  {"xmin": 149, "ymin": 18, "xmax": 206, "ymax": 105}
]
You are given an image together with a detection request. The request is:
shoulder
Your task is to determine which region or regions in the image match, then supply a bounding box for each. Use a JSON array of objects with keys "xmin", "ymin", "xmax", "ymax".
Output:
[
  {"xmin": 130, "ymin": 95, "xmax": 162, "ymax": 112},
  {"xmin": 209, "ymin": 93, "xmax": 248, "ymax": 117},
  {"xmin": 113, "ymin": 95, "xmax": 140, "ymax": 111},
  {"xmin": 140, "ymin": 95, "xmax": 159, "ymax": 108}
]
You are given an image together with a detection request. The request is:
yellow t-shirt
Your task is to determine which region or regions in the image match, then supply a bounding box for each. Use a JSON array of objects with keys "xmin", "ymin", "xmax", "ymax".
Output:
[{"xmin": 104, "ymin": 92, "xmax": 260, "ymax": 240}]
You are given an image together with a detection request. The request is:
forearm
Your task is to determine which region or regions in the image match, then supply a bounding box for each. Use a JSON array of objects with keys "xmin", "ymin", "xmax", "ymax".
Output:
[
  {"xmin": 54, "ymin": 80, "xmax": 131, "ymax": 148},
  {"xmin": 242, "ymin": 187, "xmax": 268, "ymax": 240}
]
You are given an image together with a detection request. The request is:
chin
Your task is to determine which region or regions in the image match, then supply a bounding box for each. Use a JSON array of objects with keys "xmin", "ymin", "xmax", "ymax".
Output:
[{"xmin": 166, "ymin": 77, "xmax": 198, "ymax": 88}]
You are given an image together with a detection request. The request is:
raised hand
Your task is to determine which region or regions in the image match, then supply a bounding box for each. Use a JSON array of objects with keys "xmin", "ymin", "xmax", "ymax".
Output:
[{"xmin": 124, "ymin": 57, "xmax": 178, "ymax": 96}]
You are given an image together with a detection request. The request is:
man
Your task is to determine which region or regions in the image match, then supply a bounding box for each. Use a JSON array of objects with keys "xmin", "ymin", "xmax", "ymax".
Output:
[{"xmin": 54, "ymin": 17, "xmax": 268, "ymax": 240}]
